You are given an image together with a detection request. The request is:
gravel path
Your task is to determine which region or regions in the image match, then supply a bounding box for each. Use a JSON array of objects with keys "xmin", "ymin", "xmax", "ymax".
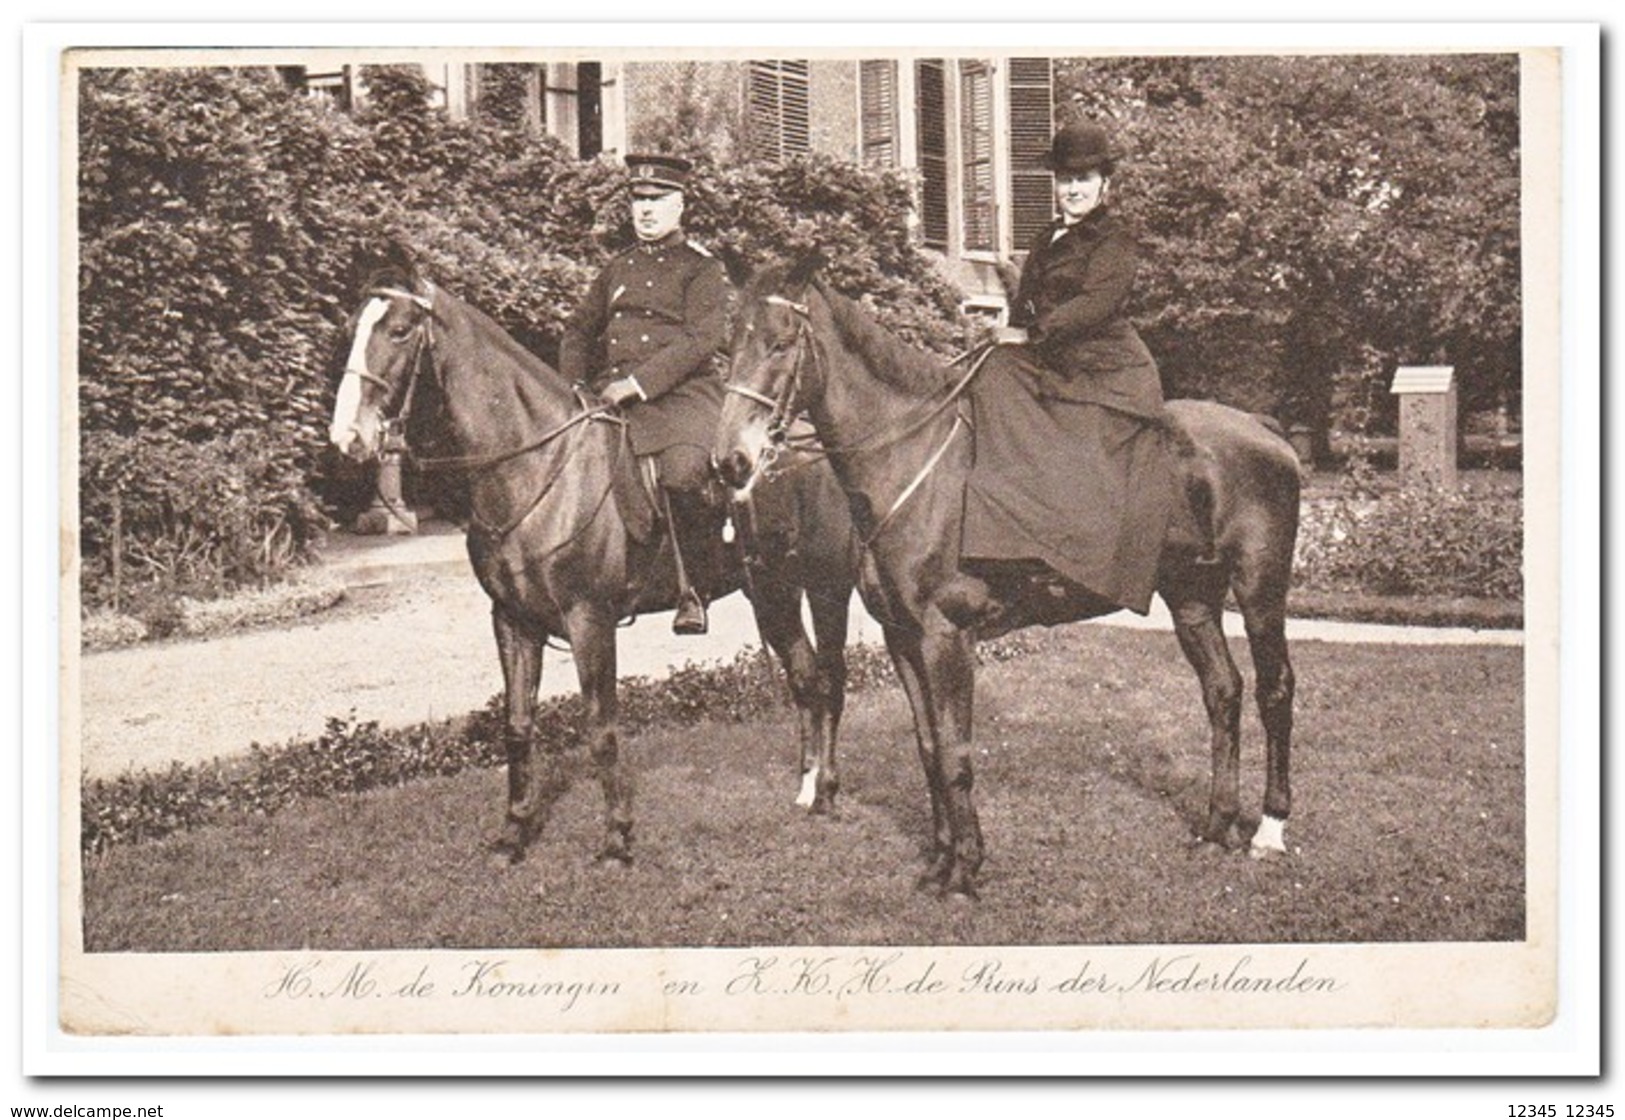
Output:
[
  {"xmin": 74, "ymin": 562, "xmax": 885, "ymax": 780},
  {"xmin": 73, "ymin": 529, "xmax": 1520, "ymax": 781}
]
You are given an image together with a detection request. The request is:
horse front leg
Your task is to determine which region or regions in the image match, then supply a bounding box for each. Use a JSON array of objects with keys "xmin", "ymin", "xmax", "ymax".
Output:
[
  {"xmin": 921, "ymin": 614, "xmax": 982, "ymax": 898},
  {"xmin": 565, "ymin": 602, "xmax": 634, "ymax": 866},
  {"xmin": 1166, "ymin": 589, "xmax": 1244, "ymax": 850},
  {"xmin": 886, "ymin": 633, "xmax": 953, "ymax": 888},
  {"xmin": 490, "ymin": 606, "xmax": 546, "ymax": 865}
]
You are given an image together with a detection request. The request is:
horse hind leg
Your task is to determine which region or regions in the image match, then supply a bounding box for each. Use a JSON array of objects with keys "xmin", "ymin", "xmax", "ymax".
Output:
[
  {"xmin": 565, "ymin": 602, "xmax": 634, "ymax": 866},
  {"xmin": 1234, "ymin": 554, "xmax": 1296, "ymax": 859},
  {"xmin": 1164, "ymin": 579, "xmax": 1245, "ymax": 851},
  {"xmin": 806, "ymin": 580, "xmax": 851, "ymax": 814},
  {"xmin": 750, "ymin": 577, "xmax": 827, "ymax": 810}
]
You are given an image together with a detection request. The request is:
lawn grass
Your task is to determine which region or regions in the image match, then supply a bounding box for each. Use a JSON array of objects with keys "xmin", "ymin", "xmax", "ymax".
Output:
[{"xmin": 82, "ymin": 624, "xmax": 1524, "ymax": 951}]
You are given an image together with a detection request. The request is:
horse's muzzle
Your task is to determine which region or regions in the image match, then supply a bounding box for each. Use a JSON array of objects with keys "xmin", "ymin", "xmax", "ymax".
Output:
[{"xmin": 715, "ymin": 447, "xmax": 756, "ymax": 490}]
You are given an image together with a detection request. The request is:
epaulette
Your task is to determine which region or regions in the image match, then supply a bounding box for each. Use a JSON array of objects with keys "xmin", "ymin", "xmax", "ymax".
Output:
[{"xmin": 685, "ymin": 239, "xmax": 714, "ymax": 258}]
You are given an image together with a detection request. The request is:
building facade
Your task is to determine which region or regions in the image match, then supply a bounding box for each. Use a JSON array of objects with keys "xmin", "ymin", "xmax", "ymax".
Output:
[{"xmin": 289, "ymin": 55, "xmax": 1059, "ymax": 319}]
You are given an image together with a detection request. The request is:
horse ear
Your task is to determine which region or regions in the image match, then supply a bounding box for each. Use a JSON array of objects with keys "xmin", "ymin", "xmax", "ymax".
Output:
[
  {"xmin": 382, "ymin": 237, "xmax": 416, "ymax": 274},
  {"xmin": 784, "ymin": 251, "xmax": 827, "ymax": 295},
  {"xmin": 716, "ymin": 243, "xmax": 753, "ymax": 290}
]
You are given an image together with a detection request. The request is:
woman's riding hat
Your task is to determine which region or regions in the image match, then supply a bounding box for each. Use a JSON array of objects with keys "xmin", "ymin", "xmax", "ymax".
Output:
[
  {"xmin": 626, "ymin": 153, "xmax": 693, "ymax": 196},
  {"xmin": 1042, "ymin": 122, "xmax": 1121, "ymax": 176}
]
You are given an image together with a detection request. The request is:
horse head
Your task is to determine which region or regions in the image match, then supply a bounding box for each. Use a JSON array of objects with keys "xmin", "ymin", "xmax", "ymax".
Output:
[
  {"xmin": 715, "ymin": 253, "xmax": 826, "ymax": 494},
  {"xmin": 329, "ymin": 267, "xmax": 437, "ymax": 462}
]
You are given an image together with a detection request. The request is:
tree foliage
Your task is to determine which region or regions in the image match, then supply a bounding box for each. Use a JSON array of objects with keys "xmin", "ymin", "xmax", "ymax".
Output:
[{"xmin": 1056, "ymin": 53, "xmax": 1521, "ymax": 443}]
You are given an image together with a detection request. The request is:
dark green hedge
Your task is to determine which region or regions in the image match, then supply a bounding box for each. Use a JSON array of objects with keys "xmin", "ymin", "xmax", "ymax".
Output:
[{"xmin": 76, "ymin": 64, "xmax": 964, "ymax": 612}]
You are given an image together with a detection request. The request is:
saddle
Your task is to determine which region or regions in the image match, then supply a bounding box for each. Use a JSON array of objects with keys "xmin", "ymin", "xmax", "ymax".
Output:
[{"xmin": 610, "ymin": 436, "xmax": 661, "ymax": 546}]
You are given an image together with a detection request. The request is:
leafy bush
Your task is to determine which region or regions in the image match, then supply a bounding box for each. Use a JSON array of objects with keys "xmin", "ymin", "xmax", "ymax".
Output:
[
  {"xmin": 76, "ymin": 64, "xmax": 966, "ymax": 619},
  {"xmin": 79, "ymin": 429, "xmax": 328, "ymax": 615},
  {"xmin": 1294, "ymin": 482, "xmax": 1522, "ymax": 600}
]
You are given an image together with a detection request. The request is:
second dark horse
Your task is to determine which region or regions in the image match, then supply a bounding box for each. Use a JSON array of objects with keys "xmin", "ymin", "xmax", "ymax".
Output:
[{"xmin": 715, "ymin": 257, "xmax": 1303, "ymax": 899}]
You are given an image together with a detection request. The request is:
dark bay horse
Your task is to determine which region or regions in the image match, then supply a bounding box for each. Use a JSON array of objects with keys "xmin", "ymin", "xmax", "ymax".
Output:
[
  {"xmin": 714, "ymin": 257, "xmax": 1302, "ymax": 899},
  {"xmin": 329, "ymin": 266, "xmax": 856, "ymax": 865}
]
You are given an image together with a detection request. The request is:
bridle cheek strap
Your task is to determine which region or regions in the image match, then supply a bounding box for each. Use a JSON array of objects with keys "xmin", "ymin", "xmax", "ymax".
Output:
[{"xmin": 725, "ymin": 300, "xmax": 817, "ymax": 438}]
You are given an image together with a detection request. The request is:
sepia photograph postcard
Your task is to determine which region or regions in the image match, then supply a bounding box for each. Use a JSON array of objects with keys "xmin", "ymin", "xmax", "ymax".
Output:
[{"xmin": 23, "ymin": 18, "xmax": 1600, "ymax": 1080}]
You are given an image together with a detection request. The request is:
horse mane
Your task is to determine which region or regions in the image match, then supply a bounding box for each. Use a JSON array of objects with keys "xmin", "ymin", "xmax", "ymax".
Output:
[
  {"xmin": 815, "ymin": 282, "xmax": 957, "ymax": 398},
  {"xmin": 453, "ymin": 295, "xmax": 574, "ymax": 396},
  {"xmin": 363, "ymin": 267, "xmax": 574, "ymax": 403},
  {"xmin": 741, "ymin": 264, "xmax": 956, "ymax": 399}
]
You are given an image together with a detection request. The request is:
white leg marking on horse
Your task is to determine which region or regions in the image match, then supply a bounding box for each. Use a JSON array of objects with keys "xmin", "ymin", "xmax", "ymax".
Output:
[
  {"xmin": 1250, "ymin": 814, "xmax": 1287, "ymax": 857},
  {"xmin": 796, "ymin": 767, "xmax": 819, "ymax": 809},
  {"xmin": 329, "ymin": 298, "xmax": 388, "ymax": 448}
]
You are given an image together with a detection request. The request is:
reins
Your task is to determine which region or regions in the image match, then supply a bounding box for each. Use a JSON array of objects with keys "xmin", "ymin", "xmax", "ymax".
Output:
[
  {"xmin": 361, "ymin": 285, "xmax": 626, "ymax": 546},
  {"xmin": 725, "ymin": 291, "xmax": 994, "ymax": 546}
]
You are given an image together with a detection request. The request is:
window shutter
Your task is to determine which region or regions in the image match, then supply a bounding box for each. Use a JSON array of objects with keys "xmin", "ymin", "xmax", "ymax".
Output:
[
  {"xmin": 1007, "ymin": 57, "xmax": 1056, "ymax": 251},
  {"xmin": 859, "ymin": 60, "xmax": 898, "ymax": 167},
  {"xmin": 748, "ymin": 60, "xmax": 811, "ymax": 162},
  {"xmin": 959, "ymin": 61, "xmax": 995, "ymax": 252},
  {"xmin": 915, "ymin": 59, "xmax": 949, "ymax": 251}
]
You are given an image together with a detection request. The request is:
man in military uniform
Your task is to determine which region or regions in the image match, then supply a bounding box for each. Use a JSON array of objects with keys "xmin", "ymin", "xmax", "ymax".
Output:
[{"xmin": 559, "ymin": 153, "xmax": 729, "ymax": 634}]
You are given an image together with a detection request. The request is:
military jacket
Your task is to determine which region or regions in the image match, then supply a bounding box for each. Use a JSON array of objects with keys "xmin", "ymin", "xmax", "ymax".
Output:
[
  {"xmin": 1009, "ymin": 209, "xmax": 1164, "ymax": 421},
  {"xmin": 558, "ymin": 230, "xmax": 729, "ymax": 455}
]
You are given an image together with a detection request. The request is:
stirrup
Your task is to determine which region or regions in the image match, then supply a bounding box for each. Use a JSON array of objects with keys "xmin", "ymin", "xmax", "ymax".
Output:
[{"xmin": 672, "ymin": 590, "xmax": 709, "ymax": 635}]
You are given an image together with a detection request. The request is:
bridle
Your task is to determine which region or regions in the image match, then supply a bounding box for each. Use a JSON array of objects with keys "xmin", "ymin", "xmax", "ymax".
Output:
[
  {"xmin": 352, "ymin": 284, "xmax": 625, "ymax": 542},
  {"xmin": 723, "ymin": 290, "xmax": 992, "ymax": 546},
  {"xmin": 723, "ymin": 294, "xmax": 817, "ymax": 450}
]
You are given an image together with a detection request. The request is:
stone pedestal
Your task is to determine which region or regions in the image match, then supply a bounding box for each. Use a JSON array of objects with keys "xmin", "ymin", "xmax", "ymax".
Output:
[
  {"xmin": 1390, "ymin": 365, "xmax": 1458, "ymax": 488},
  {"xmin": 354, "ymin": 450, "xmax": 418, "ymax": 535}
]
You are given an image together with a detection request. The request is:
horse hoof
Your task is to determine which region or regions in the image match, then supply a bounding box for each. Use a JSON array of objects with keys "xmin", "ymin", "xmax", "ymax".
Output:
[
  {"xmin": 1248, "ymin": 842, "xmax": 1288, "ymax": 862},
  {"xmin": 1249, "ymin": 815, "xmax": 1289, "ymax": 858},
  {"xmin": 484, "ymin": 826, "xmax": 529, "ymax": 867},
  {"xmin": 1187, "ymin": 835, "xmax": 1231, "ymax": 861},
  {"xmin": 596, "ymin": 843, "xmax": 634, "ymax": 869},
  {"xmin": 486, "ymin": 843, "xmax": 526, "ymax": 869}
]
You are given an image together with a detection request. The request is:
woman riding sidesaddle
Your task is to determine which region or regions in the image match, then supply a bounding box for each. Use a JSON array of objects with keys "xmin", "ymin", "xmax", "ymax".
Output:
[{"xmin": 962, "ymin": 120, "xmax": 1203, "ymax": 617}]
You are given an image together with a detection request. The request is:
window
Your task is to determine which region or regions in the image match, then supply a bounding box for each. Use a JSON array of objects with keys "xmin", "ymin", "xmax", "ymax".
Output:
[
  {"xmin": 747, "ymin": 60, "xmax": 811, "ymax": 162},
  {"xmin": 959, "ymin": 60, "xmax": 996, "ymax": 253},
  {"xmin": 859, "ymin": 60, "xmax": 899, "ymax": 167},
  {"xmin": 915, "ymin": 59, "xmax": 950, "ymax": 251},
  {"xmin": 576, "ymin": 61, "xmax": 604, "ymax": 159},
  {"xmin": 1007, "ymin": 57, "xmax": 1056, "ymax": 250},
  {"xmin": 281, "ymin": 65, "xmax": 353, "ymax": 111}
]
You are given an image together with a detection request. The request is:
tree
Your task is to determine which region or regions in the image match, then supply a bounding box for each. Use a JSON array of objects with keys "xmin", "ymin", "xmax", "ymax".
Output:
[{"xmin": 1057, "ymin": 53, "xmax": 1521, "ymax": 454}]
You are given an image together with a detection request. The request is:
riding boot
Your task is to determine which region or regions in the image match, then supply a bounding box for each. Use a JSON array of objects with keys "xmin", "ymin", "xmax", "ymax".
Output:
[{"xmin": 661, "ymin": 487, "xmax": 716, "ymax": 635}]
